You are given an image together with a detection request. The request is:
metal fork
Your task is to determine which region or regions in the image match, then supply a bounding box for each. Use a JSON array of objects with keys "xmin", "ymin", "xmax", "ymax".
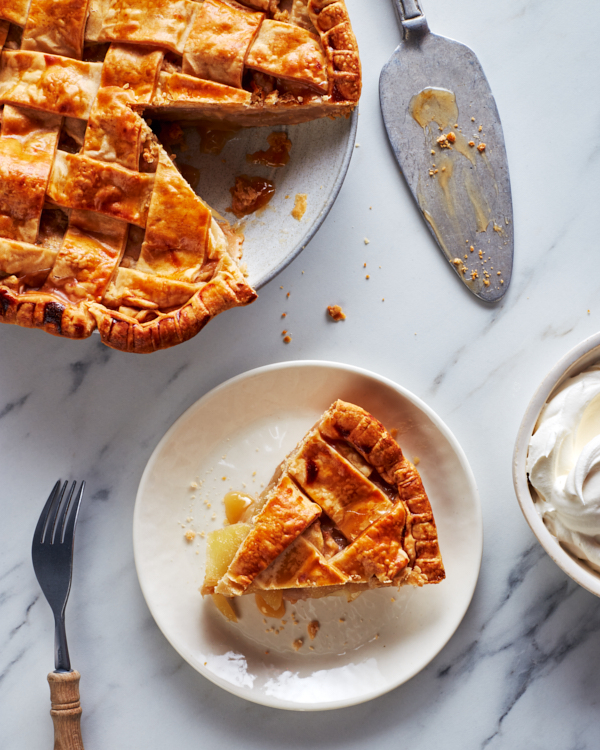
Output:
[{"xmin": 32, "ymin": 480, "xmax": 86, "ymax": 750}]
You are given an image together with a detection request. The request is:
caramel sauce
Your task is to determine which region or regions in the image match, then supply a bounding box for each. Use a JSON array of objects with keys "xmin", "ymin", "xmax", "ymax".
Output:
[
  {"xmin": 228, "ymin": 175, "xmax": 275, "ymax": 218},
  {"xmin": 223, "ymin": 491, "xmax": 254, "ymax": 524},
  {"xmin": 464, "ymin": 171, "xmax": 491, "ymax": 232},
  {"xmin": 156, "ymin": 122, "xmax": 185, "ymax": 151},
  {"xmin": 255, "ymin": 592, "xmax": 286, "ymax": 619},
  {"xmin": 246, "ymin": 131, "xmax": 292, "ymax": 168},
  {"xmin": 196, "ymin": 121, "xmax": 240, "ymax": 155},
  {"xmin": 410, "ymin": 87, "xmax": 458, "ymax": 130},
  {"xmin": 176, "ymin": 162, "xmax": 200, "ymax": 190}
]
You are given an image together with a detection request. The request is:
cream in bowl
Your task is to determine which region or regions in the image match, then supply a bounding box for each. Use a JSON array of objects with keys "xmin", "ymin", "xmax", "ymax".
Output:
[{"xmin": 527, "ymin": 366, "xmax": 600, "ymax": 572}]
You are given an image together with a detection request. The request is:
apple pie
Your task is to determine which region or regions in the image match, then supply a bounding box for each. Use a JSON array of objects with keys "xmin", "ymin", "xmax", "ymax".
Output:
[
  {"xmin": 0, "ymin": 0, "xmax": 361, "ymax": 352},
  {"xmin": 202, "ymin": 400, "xmax": 445, "ymax": 605}
]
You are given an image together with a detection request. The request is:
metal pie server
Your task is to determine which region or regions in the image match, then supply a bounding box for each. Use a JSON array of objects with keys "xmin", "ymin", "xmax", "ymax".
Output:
[{"xmin": 380, "ymin": 0, "xmax": 513, "ymax": 302}]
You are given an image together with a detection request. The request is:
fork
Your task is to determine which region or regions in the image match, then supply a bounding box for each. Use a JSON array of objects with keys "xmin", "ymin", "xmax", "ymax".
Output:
[{"xmin": 32, "ymin": 480, "xmax": 86, "ymax": 750}]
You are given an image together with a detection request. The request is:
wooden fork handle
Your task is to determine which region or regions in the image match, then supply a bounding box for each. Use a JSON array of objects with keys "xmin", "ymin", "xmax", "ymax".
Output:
[{"xmin": 48, "ymin": 671, "xmax": 84, "ymax": 750}]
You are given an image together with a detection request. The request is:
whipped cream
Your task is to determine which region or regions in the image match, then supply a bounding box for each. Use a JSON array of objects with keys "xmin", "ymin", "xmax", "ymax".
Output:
[{"xmin": 527, "ymin": 366, "xmax": 600, "ymax": 571}]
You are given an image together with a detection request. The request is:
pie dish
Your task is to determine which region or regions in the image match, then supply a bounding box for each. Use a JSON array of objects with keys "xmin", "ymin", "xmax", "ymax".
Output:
[
  {"xmin": 0, "ymin": 0, "xmax": 361, "ymax": 352},
  {"xmin": 203, "ymin": 399, "xmax": 445, "ymax": 603},
  {"xmin": 133, "ymin": 361, "xmax": 482, "ymax": 709}
]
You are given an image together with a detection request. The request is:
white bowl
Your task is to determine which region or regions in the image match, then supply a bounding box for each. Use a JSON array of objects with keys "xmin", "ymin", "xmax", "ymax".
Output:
[{"xmin": 513, "ymin": 331, "xmax": 600, "ymax": 597}]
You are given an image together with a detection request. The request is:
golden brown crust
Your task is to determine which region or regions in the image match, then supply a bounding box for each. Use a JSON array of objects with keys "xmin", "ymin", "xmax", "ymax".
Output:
[
  {"xmin": 208, "ymin": 401, "xmax": 445, "ymax": 599},
  {"xmin": 215, "ymin": 475, "xmax": 322, "ymax": 596},
  {"xmin": 98, "ymin": 0, "xmax": 198, "ymax": 55},
  {"xmin": 21, "ymin": 0, "xmax": 91, "ymax": 59},
  {"xmin": 287, "ymin": 430, "xmax": 392, "ymax": 540},
  {"xmin": 307, "ymin": 0, "xmax": 361, "ymax": 101},
  {"xmin": 320, "ymin": 400, "xmax": 445, "ymax": 584},
  {"xmin": 0, "ymin": 0, "xmax": 361, "ymax": 351},
  {"xmin": 0, "ymin": 51, "xmax": 102, "ymax": 118},
  {"xmin": 182, "ymin": 0, "xmax": 264, "ymax": 89},
  {"xmin": 100, "ymin": 44, "xmax": 164, "ymax": 104},
  {"xmin": 0, "ymin": 105, "xmax": 61, "ymax": 243},
  {"xmin": 245, "ymin": 19, "xmax": 328, "ymax": 92}
]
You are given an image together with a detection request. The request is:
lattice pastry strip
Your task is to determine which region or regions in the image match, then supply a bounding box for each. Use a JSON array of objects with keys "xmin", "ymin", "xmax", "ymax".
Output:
[
  {"xmin": 21, "ymin": 0, "xmax": 91, "ymax": 58},
  {"xmin": 204, "ymin": 401, "xmax": 445, "ymax": 601},
  {"xmin": 0, "ymin": 103, "xmax": 60, "ymax": 243}
]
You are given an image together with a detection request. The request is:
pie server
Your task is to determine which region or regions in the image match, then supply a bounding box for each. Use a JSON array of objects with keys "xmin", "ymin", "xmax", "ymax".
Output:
[{"xmin": 380, "ymin": 0, "xmax": 513, "ymax": 302}]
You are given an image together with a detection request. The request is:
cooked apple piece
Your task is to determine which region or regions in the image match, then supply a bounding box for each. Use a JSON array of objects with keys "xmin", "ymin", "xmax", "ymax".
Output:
[{"xmin": 202, "ymin": 523, "xmax": 251, "ymax": 594}]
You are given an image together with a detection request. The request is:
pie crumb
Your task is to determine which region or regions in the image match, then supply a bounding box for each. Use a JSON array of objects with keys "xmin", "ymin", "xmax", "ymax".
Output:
[
  {"xmin": 327, "ymin": 305, "xmax": 346, "ymax": 322},
  {"xmin": 390, "ymin": 428, "xmax": 398, "ymax": 438},
  {"xmin": 413, "ymin": 456, "xmax": 420, "ymax": 466},
  {"xmin": 291, "ymin": 193, "xmax": 307, "ymax": 220},
  {"xmin": 293, "ymin": 638, "xmax": 304, "ymax": 651},
  {"xmin": 364, "ymin": 238, "xmax": 370, "ymax": 245},
  {"xmin": 184, "ymin": 530, "xmax": 196, "ymax": 542},
  {"xmin": 307, "ymin": 620, "xmax": 320, "ymax": 640},
  {"xmin": 283, "ymin": 335, "xmax": 292, "ymax": 344},
  {"xmin": 477, "ymin": 143, "xmax": 486, "ymax": 153}
]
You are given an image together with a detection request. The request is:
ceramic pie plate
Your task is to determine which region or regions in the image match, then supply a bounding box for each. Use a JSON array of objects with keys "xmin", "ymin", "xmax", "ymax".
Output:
[
  {"xmin": 133, "ymin": 361, "xmax": 482, "ymax": 710},
  {"xmin": 178, "ymin": 110, "xmax": 358, "ymax": 289}
]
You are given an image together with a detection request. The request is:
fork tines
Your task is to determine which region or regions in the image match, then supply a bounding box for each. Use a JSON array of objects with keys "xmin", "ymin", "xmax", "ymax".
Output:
[{"xmin": 34, "ymin": 480, "xmax": 85, "ymax": 547}]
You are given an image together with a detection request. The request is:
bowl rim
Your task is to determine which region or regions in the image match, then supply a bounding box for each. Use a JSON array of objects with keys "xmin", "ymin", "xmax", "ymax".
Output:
[{"xmin": 512, "ymin": 330, "xmax": 600, "ymax": 598}]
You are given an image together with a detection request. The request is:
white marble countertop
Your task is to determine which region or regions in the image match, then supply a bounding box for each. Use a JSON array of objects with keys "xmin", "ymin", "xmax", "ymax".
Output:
[{"xmin": 2, "ymin": 0, "xmax": 600, "ymax": 746}]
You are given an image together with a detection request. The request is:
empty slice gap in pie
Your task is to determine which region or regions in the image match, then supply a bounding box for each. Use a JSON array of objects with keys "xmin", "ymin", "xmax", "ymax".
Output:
[
  {"xmin": 0, "ymin": 0, "xmax": 361, "ymax": 352},
  {"xmin": 202, "ymin": 400, "xmax": 445, "ymax": 611}
]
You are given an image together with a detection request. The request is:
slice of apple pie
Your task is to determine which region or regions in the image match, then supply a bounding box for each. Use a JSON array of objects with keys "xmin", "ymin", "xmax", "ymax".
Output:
[
  {"xmin": 0, "ymin": 0, "xmax": 360, "ymax": 351},
  {"xmin": 202, "ymin": 400, "xmax": 445, "ymax": 606}
]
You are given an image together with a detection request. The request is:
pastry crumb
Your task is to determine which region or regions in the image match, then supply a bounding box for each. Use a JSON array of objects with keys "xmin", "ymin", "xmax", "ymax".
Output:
[
  {"xmin": 307, "ymin": 620, "xmax": 320, "ymax": 640},
  {"xmin": 413, "ymin": 456, "xmax": 420, "ymax": 466},
  {"xmin": 327, "ymin": 305, "xmax": 346, "ymax": 321},
  {"xmin": 468, "ymin": 140, "xmax": 475, "ymax": 147},
  {"xmin": 292, "ymin": 638, "xmax": 304, "ymax": 651},
  {"xmin": 364, "ymin": 238, "xmax": 370, "ymax": 245},
  {"xmin": 189, "ymin": 481, "xmax": 198, "ymax": 490},
  {"xmin": 291, "ymin": 193, "xmax": 307, "ymax": 220},
  {"xmin": 283, "ymin": 335, "xmax": 292, "ymax": 344},
  {"xmin": 390, "ymin": 428, "xmax": 398, "ymax": 438},
  {"xmin": 477, "ymin": 143, "xmax": 486, "ymax": 153},
  {"xmin": 184, "ymin": 530, "xmax": 196, "ymax": 542}
]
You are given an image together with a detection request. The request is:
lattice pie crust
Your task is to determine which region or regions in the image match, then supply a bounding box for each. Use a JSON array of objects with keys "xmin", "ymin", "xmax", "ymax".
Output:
[
  {"xmin": 0, "ymin": 0, "xmax": 360, "ymax": 352},
  {"xmin": 202, "ymin": 401, "xmax": 445, "ymax": 602}
]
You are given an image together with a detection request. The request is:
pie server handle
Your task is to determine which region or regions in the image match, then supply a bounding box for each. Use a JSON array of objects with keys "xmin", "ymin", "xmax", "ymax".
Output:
[{"xmin": 48, "ymin": 671, "xmax": 85, "ymax": 750}]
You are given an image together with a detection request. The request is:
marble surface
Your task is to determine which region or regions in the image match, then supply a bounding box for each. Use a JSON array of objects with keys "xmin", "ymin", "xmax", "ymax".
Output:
[{"xmin": 2, "ymin": 0, "xmax": 600, "ymax": 746}]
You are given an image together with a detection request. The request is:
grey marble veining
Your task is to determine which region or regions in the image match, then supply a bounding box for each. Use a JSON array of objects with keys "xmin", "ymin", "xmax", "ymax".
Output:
[{"xmin": 3, "ymin": 0, "xmax": 600, "ymax": 747}]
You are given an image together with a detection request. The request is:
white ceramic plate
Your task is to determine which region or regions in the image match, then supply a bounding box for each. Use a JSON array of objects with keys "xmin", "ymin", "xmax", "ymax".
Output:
[
  {"xmin": 175, "ymin": 112, "xmax": 357, "ymax": 289},
  {"xmin": 134, "ymin": 361, "xmax": 482, "ymax": 710},
  {"xmin": 513, "ymin": 332, "xmax": 600, "ymax": 598}
]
